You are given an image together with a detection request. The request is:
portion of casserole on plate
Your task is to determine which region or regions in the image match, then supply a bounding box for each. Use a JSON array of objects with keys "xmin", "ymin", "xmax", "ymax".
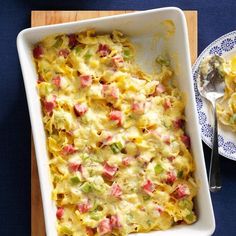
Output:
[{"xmin": 33, "ymin": 30, "xmax": 197, "ymax": 236}]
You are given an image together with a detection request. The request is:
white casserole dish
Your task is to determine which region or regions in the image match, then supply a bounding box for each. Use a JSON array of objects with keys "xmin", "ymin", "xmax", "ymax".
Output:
[{"xmin": 17, "ymin": 7, "xmax": 215, "ymax": 236}]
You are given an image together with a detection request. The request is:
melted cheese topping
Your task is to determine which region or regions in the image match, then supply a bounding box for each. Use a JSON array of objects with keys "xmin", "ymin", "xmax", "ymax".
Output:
[{"xmin": 33, "ymin": 30, "xmax": 197, "ymax": 236}]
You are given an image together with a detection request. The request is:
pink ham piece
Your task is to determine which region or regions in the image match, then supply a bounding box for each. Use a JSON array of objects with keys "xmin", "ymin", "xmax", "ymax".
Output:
[
  {"xmin": 110, "ymin": 215, "xmax": 121, "ymax": 228},
  {"xmin": 97, "ymin": 218, "xmax": 112, "ymax": 235},
  {"xmin": 108, "ymin": 110, "xmax": 122, "ymax": 125},
  {"xmin": 103, "ymin": 162, "xmax": 118, "ymax": 180},
  {"xmin": 162, "ymin": 135, "xmax": 170, "ymax": 145},
  {"xmin": 68, "ymin": 34, "xmax": 78, "ymax": 48},
  {"xmin": 112, "ymin": 56, "xmax": 124, "ymax": 68},
  {"xmin": 102, "ymin": 85, "xmax": 119, "ymax": 99},
  {"xmin": 181, "ymin": 135, "xmax": 191, "ymax": 149},
  {"xmin": 165, "ymin": 171, "xmax": 177, "ymax": 185},
  {"xmin": 80, "ymin": 75, "xmax": 92, "ymax": 88},
  {"xmin": 74, "ymin": 104, "xmax": 88, "ymax": 117},
  {"xmin": 43, "ymin": 95, "xmax": 56, "ymax": 114},
  {"xmin": 97, "ymin": 44, "xmax": 111, "ymax": 57},
  {"xmin": 163, "ymin": 99, "xmax": 172, "ymax": 110},
  {"xmin": 155, "ymin": 83, "xmax": 166, "ymax": 95},
  {"xmin": 52, "ymin": 76, "xmax": 61, "ymax": 89},
  {"xmin": 56, "ymin": 207, "xmax": 64, "ymax": 220},
  {"xmin": 142, "ymin": 179, "xmax": 154, "ymax": 195},
  {"xmin": 62, "ymin": 144, "xmax": 76, "ymax": 155},
  {"xmin": 68, "ymin": 162, "xmax": 81, "ymax": 172},
  {"xmin": 122, "ymin": 156, "xmax": 132, "ymax": 166},
  {"xmin": 156, "ymin": 205, "xmax": 164, "ymax": 214},
  {"xmin": 173, "ymin": 119, "xmax": 184, "ymax": 129},
  {"xmin": 132, "ymin": 102, "xmax": 145, "ymax": 114},
  {"xmin": 173, "ymin": 184, "xmax": 190, "ymax": 199},
  {"xmin": 110, "ymin": 183, "xmax": 122, "ymax": 198},
  {"xmin": 33, "ymin": 44, "xmax": 43, "ymax": 59},
  {"xmin": 86, "ymin": 227, "xmax": 94, "ymax": 236},
  {"xmin": 77, "ymin": 202, "xmax": 91, "ymax": 214},
  {"xmin": 58, "ymin": 49, "xmax": 70, "ymax": 58}
]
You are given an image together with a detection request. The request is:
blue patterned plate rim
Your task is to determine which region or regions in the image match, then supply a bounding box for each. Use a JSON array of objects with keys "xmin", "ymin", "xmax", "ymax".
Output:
[{"xmin": 192, "ymin": 30, "xmax": 236, "ymax": 161}]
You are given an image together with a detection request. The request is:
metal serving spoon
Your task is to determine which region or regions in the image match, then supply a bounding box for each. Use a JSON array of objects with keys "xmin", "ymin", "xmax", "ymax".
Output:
[{"xmin": 197, "ymin": 55, "xmax": 225, "ymax": 192}]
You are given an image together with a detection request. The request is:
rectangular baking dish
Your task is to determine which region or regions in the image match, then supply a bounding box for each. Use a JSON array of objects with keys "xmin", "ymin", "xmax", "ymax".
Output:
[{"xmin": 17, "ymin": 7, "xmax": 215, "ymax": 236}]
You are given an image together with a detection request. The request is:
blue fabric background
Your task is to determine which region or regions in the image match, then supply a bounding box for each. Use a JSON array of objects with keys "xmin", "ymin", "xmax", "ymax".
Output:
[{"xmin": 0, "ymin": 0, "xmax": 235, "ymax": 235}]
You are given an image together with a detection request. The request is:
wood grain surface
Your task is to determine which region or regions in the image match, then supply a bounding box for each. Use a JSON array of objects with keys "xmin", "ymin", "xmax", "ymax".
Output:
[{"xmin": 31, "ymin": 10, "xmax": 197, "ymax": 236}]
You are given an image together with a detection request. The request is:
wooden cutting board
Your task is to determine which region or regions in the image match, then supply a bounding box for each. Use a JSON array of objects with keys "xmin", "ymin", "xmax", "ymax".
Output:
[{"xmin": 31, "ymin": 10, "xmax": 197, "ymax": 236}]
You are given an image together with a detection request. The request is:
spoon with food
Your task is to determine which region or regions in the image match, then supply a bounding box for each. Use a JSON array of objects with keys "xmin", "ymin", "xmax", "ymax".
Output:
[{"xmin": 198, "ymin": 55, "xmax": 226, "ymax": 192}]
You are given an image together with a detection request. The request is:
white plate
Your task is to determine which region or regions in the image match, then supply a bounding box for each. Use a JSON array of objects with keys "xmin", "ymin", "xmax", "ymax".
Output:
[
  {"xmin": 17, "ymin": 8, "xmax": 215, "ymax": 236},
  {"xmin": 192, "ymin": 31, "xmax": 236, "ymax": 161}
]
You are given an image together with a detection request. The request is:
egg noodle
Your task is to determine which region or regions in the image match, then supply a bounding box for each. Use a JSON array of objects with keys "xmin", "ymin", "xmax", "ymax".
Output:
[
  {"xmin": 33, "ymin": 30, "xmax": 197, "ymax": 236},
  {"xmin": 217, "ymin": 56, "xmax": 236, "ymax": 131}
]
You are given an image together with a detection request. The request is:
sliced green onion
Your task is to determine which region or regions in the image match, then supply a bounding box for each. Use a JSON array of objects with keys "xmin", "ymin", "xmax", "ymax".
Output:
[
  {"xmin": 90, "ymin": 212, "xmax": 102, "ymax": 220},
  {"xmin": 53, "ymin": 37, "xmax": 63, "ymax": 48},
  {"xmin": 70, "ymin": 176, "xmax": 80, "ymax": 185},
  {"xmin": 230, "ymin": 114, "xmax": 236, "ymax": 124},
  {"xmin": 185, "ymin": 212, "xmax": 196, "ymax": 224},
  {"xmin": 123, "ymin": 47, "xmax": 132, "ymax": 60},
  {"xmin": 156, "ymin": 55, "xmax": 170, "ymax": 67},
  {"xmin": 75, "ymin": 45, "xmax": 83, "ymax": 54},
  {"xmin": 177, "ymin": 170, "xmax": 183, "ymax": 178},
  {"xmin": 178, "ymin": 199, "xmax": 192, "ymax": 209},
  {"xmin": 154, "ymin": 164, "xmax": 164, "ymax": 175},
  {"xmin": 81, "ymin": 182, "xmax": 92, "ymax": 193},
  {"xmin": 110, "ymin": 142, "xmax": 123, "ymax": 154},
  {"xmin": 84, "ymin": 52, "xmax": 92, "ymax": 60},
  {"xmin": 81, "ymin": 153, "xmax": 89, "ymax": 161},
  {"xmin": 60, "ymin": 225, "xmax": 72, "ymax": 234}
]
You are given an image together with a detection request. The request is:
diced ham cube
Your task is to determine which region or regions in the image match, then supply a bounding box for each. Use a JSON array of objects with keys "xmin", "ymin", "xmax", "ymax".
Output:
[
  {"xmin": 112, "ymin": 56, "xmax": 124, "ymax": 68},
  {"xmin": 102, "ymin": 85, "xmax": 119, "ymax": 99},
  {"xmin": 97, "ymin": 44, "xmax": 111, "ymax": 57},
  {"xmin": 97, "ymin": 218, "xmax": 112, "ymax": 235},
  {"xmin": 56, "ymin": 207, "xmax": 64, "ymax": 220},
  {"xmin": 86, "ymin": 227, "xmax": 94, "ymax": 236},
  {"xmin": 142, "ymin": 179, "xmax": 154, "ymax": 194},
  {"xmin": 132, "ymin": 102, "xmax": 145, "ymax": 114},
  {"xmin": 111, "ymin": 183, "xmax": 122, "ymax": 198},
  {"xmin": 77, "ymin": 202, "xmax": 91, "ymax": 214},
  {"xmin": 173, "ymin": 184, "xmax": 190, "ymax": 199},
  {"xmin": 43, "ymin": 95, "xmax": 56, "ymax": 114},
  {"xmin": 68, "ymin": 162, "xmax": 81, "ymax": 172},
  {"xmin": 163, "ymin": 99, "xmax": 172, "ymax": 110},
  {"xmin": 62, "ymin": 144, "xmax": 76, "ymax": 155},
  {"xmin": 165, "ymin": 171, "xmax": 177, "ymax": 185},
  {"xmin": 74, "ymin": 104, "xmax": 88, "ymax": 117},
  {"xmin": 122, "ymin": 157, "xmax": 132, "ymax": 166},
  {"xmin": 181, "ymin": 135, "xmax": 191, "ymax": 149},
  {"xmin": 58, "ymin": 49, "xmax": 70, "ymax": 58},
  {"xmin": 80, "ymin": 75, "xmax": 92, "ymax": 88},
  {"xmin": 103, "ymin": 162, "xmax": 118, "ymax": 180},
  {"xmin": 109, "ymin": 110, "xmax": 122, "ymax": 125},
  {"xmin": 52, "ymin": 76, "xmax": 61, "ymax": 89},
  {"xmin": 68, "ymin": 34, "xmax": 78, "ymax": 48},
  {"xmin": 110, "ymin": 215, "xmax": 121, "ymax": 228},
  {"xmin": 33, "ymin": 44, "xmax": 43, "ymax": 59},
  {"xmin": 156, "ymin": 205, "xmax": 164, "ymax": 214},
  {"xmin": 37, "ymin": 75, "xmax": 44, "ymax": 84},
  {"xmin": 155, "ymin": 83, "xmax": 166, "ymax": 95},
  {"xmin": 162, "ymin": 135, "xmax": 170, "ymax": 145},
  {"xmin": 173, "ymin": 119, "xmax": 185, "ymax": 129}
]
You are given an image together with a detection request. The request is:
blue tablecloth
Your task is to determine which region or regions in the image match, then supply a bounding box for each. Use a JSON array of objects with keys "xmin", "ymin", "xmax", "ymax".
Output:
[{"xmin": 0, "ymin": 0, "xmax": 235, "ymax": 235}]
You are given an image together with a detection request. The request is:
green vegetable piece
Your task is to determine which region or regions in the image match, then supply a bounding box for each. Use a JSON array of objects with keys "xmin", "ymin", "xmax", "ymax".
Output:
[
  {"xmin": 156, "ymin": 55, "xmax": 170, "ymax": 67},
  {"xmin": 60, "ymin": 225, "xmax": 72, "ymax": 234},
  {"xmin": 230, "ymin": 114, "xmax": 236, "ymax": 124},
  {"xmin": 154, "ymin": 164, "xmax": 164, "ymax": 175},
  {"xmin": 177, "ymin": 170, "xmax": 183, "ymax": 178},
  {"xmin": 143, "ymin": 195, "xmax": 151, "ymax": 201},
  {"xmin": 90, "ymin": 212, "xmax": 102, "ymax": 220},
  {"xmin": 185, "ymin": 212, "xmax": 196, "ymax": 224},
  {"xmin": 70, "ymin": 176, "xmax": 80, "ymax": 185},
  {"xmin": 75, "ymin": 45, "xmax": 83, "ymax": 54},
  {"xmin": 178, "ymin": 199, "xmax": 192, "ymax": 209},
  {"xmin": 81, "ymin": 153, "xmax": 89, "ymax": 161},
  {"xmin": 84, "ymin": 52, "xmax": 92, "ymax": 60},
  {"xmin": 123, "ymin": 48, "xmax": 131, "ymax": 60},
  {"xmin": 53, "ymin": 37, "xmax": 63, "ymax": 48},
  {"xmin": 110, "ymin": 142, "xmax": 123, "ymax": 154},
  {"xmin": 81, "ymin": 182, "xmax": 92, "ymax": 193}
]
